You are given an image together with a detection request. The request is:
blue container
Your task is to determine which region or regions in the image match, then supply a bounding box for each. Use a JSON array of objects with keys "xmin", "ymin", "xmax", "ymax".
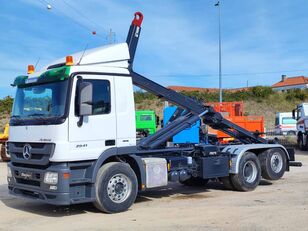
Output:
[{"xmin": 163, "ymin": 106, "xmax": 200, "ymax": 144}]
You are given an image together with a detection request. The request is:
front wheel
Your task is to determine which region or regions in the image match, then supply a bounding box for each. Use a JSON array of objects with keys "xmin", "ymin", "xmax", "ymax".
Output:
[
  {"xmin": 259, "ymin": 148, "xmax": 287, "ymax": 180},
  {"xmin": 94, "ymin": 162, "xmax": 138, "ymax": 213},
  {"xmin": 231, "ymin": 152, "xmax": 261, "ymax": 191}
]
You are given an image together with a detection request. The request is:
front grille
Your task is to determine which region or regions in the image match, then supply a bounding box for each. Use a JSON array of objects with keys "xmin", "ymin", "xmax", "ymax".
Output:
[
  {"xmin": 16, "ymin": 178, "xmax": 40, "ymax": 187},
  {"xmin": 14, "ymin": 169, "xmax": 42, "ymax": 187},
  {"xmin": 14, "ymin": 142, "xmax": 45, "ymax": 149},
  {"xmin": 8, "ymin": 142, "xmax": 55, "ymax": 166}
]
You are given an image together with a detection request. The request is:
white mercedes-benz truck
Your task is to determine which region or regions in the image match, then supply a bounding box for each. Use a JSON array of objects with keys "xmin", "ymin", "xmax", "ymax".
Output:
[{"xmin": 7, "ymin": 12, "xmax": 301, "ymax": 213}]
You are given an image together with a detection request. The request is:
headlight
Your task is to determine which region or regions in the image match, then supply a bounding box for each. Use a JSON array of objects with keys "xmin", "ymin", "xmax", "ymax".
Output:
[
  {"xmin": 7, "ymin": 167, "xmax": 12, "ymax": 178},
  {"xmin": 44, "ymin": 172, "xmax": 58, "ymax": 185}
]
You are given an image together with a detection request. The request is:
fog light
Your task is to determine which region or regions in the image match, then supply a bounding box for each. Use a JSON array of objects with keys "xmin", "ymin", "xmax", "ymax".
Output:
[
  {"xmin": 44, "ymin": 172, "xmax": 58, "ymax": 185},
  {"xmin": 49, "ymin": 185, "xmax": 57, "ymax": 190},
  {"xmin": 7, "ymin": 167, "xmax": 12, "ymax": 178}
]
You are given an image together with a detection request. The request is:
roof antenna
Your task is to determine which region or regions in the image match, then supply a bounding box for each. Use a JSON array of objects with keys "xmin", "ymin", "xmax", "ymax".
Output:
[
  {"xmin": 78, "ymin": 43, "xmax": 89, "ymax": 65},
  {"xmin": 34, "ymin": 57, "xmax": 41, "ymax": 69}
]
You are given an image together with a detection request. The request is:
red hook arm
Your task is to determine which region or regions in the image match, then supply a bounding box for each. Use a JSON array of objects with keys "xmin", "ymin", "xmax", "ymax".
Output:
[{"xmin": 132, "ymin": 12, "xmax": 144, "ymax": 27}]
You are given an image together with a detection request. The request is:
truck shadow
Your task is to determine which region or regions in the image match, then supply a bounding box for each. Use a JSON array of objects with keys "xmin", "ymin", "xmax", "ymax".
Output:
[
  {"xmin": 136, "ymin": 181, "xmax": 224, "ymax": 203},
  {"xmin": 0, "ymin": 183, "xmax": 215, "ymax": 217},
  {"xmin": 0, "ymin": 180, "xmax": 272, "ymax": 217}
]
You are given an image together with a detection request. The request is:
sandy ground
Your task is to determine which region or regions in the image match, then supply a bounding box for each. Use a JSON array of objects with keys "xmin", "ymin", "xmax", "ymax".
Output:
[{"xmin": 0, "ymin": 153, "xmax": 307, "ymax": 231}]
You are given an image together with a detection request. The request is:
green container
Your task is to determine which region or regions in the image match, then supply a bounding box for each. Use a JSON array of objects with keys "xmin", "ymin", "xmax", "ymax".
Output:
[{"xmin": 135, "ymin": 110, "xmax": 157, "ymax": 135}]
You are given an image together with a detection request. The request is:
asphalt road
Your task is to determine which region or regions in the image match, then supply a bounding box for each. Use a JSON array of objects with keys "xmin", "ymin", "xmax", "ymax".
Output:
[{"xmin": 0, "ymin": 152, "xmax": 307, "ymax": 231}]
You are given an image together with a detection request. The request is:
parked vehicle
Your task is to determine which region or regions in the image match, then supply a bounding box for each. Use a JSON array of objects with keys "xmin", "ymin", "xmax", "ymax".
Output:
[
  {"xmin": 207, "ymin": 102, "xmax": 265, "ymax": 144},
  {"xmin": 163, "ymin": 106, "xmax": 200, "ymax": 144},
  {"xmin": 135, "ymin": 110, "xmax": 158, "ymax": 137},
  {"xmin": 7, "ymin": 12, "xmax": 301, "ymax": 214},
  {"xmin": 0, "ymin": 124, "xmax": 9, "ymax": 161},
  {"xmin": 292, "ymin": 103, "xmax": 308, "ymax": 150},
  {"xmin": 275, "ymin": 112, "xmax": 297, "ymax": 135}
]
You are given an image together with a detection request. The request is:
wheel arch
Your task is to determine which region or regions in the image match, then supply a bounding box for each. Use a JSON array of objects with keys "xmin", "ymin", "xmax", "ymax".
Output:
[
  {"xmin": 222, "ymin": 144, "xmax": 290, "ymax": 174},
  {"xmin": 91, "ymin": 147, "xmax": 146, "ymax": 190}
]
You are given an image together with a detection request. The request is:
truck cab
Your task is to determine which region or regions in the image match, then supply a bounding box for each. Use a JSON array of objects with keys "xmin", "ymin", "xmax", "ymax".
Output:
[
  {"xmin": 292, "ymin": 103, "xmax": 308, "ymax": 149},
  {"xmin": 135, "ymin": 110, "xmax": 158, "ymax": 137},
  {"xmin": 9, "ymin": 44, "xmax": 136, "ymax": 162},
  {"xmin": 275, "ymin": 112, "xmax": 297, "ymax": 135},
  {"xmin": 7, "ymin": 43, "xmax": 144, "ymax": 211}
]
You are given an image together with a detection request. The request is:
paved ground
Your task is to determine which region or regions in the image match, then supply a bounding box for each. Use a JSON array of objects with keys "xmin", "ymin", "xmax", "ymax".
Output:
[{"xmin": 0, "ymin": 152, "xmax": 308, "ymax": 231}]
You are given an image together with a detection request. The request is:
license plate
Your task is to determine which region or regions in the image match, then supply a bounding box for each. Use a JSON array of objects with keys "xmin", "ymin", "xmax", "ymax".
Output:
[{"xmin": 20, "ymin": 172, "xmax": 33, "ymax": 180}]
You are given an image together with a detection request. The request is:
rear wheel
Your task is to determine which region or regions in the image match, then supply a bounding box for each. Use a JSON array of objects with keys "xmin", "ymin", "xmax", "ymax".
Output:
[
  {"xmin": 231, "ymin": 152, "xmax": 261, "ymax": 191},
  {"xmin": 94, "ymin": 162, "xmax": 138, "ymax": 213},
  {"xmin": 259, "ymin": 148, "xmax": 287, "ymax": 180},
  {"xmin": 181, "ymin": 177, "xmax": 209, "ymax": 186}
]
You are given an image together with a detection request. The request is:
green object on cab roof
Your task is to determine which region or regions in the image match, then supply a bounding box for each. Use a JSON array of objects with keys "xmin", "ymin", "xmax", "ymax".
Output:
[{"xmin": 13, "ymin": 66, "xmax": 71, "ymax": 87}]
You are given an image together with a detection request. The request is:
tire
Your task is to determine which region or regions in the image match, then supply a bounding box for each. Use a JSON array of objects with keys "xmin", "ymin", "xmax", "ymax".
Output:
[
  {"xmin": 230, "ymin": 152, "xmax": 261, "ymax": 191},
  {"xmin": 181, "ymin": 177, "xmax": 209, "ymax": 186},
  {"xmin": 298, "ymin": 135, "xmax": 306, "ymax": 151},
  {"xmin": 93, "ymin": 162, "xmax": 138, "ymax": 213},
  {"xmin": 220, "ymin": 176, "xmax": 235, "ymax": 190},
  {"xmin": 259, "ymin": 148, "xmax": 287, "ymax": 181},
  {"xmin": 0, "ymin": 143, "xmax": 10, "ymax": 162}
]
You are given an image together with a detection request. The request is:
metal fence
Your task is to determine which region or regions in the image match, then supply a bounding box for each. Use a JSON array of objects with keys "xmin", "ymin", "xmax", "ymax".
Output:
[{"xmin": 265, "ymin": 128, "xmax": 297, "ymax": 147}]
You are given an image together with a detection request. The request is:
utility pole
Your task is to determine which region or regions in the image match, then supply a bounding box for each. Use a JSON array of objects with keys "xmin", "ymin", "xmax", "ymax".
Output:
[{"xmin": 215, "ymin": 1, "xmax": 222, "ymax": 103}]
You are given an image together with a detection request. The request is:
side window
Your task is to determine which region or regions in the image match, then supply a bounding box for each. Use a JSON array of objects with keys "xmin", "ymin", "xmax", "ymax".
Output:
[{"xmin": 76, "ymin": 79, "xmax": 111, "ymax": 115}]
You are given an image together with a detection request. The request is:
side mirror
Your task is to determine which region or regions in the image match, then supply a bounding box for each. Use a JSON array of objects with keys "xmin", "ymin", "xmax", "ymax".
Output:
[
  {"xmin": 78, "ymin": 82, "xmax": 93, "ymax": 116},
  {"xmin": 292, "ymin": 109, "xmax": 296, "ymax": 120}
]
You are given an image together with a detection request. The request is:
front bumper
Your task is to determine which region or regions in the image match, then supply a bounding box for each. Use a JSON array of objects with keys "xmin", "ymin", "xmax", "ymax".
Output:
[{"xmin": 7, "ymin": 162, "xmax": 95, "ymax": 205}]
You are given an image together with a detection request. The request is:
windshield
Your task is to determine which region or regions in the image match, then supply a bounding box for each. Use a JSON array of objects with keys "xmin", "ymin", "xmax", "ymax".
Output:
[
  {"xmin": 11, "ymin": 80, "xmax": 69, "ymax": 123},
  {"xmin": 282, "ymin": 117, "xmax": 296, "ymax": 125}
]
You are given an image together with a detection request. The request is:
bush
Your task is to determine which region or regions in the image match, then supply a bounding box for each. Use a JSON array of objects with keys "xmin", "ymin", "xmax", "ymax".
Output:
[
  {"xmin": 0, "ymin": 96, "xmax": 13, "ymax": 114},
  {"xmin": 285, "ymin": 89, "xmax": 306, "ymax": 101},
  {"xmin": 250, "ymin": 86, "xmax": 273, "ymax": 98}
]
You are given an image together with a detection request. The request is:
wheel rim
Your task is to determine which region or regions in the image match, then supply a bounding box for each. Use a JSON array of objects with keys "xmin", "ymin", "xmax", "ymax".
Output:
[
  {"xmin": 107, "ymin": 173, "xmax": 132, "ymax": 203},
  {"xmin": 243, "ymin": 160, "xmax": 257, "ymax": 183},
  {"xmin": 270, "ymin": 152, "xmax": 283, "ymax": 173}
]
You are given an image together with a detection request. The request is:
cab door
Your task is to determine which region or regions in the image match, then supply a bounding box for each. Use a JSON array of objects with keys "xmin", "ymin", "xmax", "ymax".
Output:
[{"xmin": 68, "ymin": 74, "xmax": 117, "ymax": 161}]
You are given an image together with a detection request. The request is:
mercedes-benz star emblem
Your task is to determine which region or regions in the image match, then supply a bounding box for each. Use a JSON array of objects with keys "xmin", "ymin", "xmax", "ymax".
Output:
[{"xmin": 23, "ymin": 144, "xmax": 32, "ymax": 160}]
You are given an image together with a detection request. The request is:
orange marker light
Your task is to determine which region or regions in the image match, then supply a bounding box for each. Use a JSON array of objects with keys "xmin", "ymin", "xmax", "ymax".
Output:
[
  {"xmin": 66, "ymin": 56, "xmax": 73, "ymax": 66},
  {"xmin": 27, "ymin": 65, "xmax": 35, "ymax": 74},
  {"xmin": 63, "ymin": 172, "xmax": 71, "ymax": 179}
]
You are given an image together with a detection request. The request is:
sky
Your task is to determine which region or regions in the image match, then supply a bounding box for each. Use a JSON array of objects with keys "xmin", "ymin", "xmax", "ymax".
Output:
[{"xmin": 0, "ymin": 0, "xmax": 308, "ymax": 98}]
